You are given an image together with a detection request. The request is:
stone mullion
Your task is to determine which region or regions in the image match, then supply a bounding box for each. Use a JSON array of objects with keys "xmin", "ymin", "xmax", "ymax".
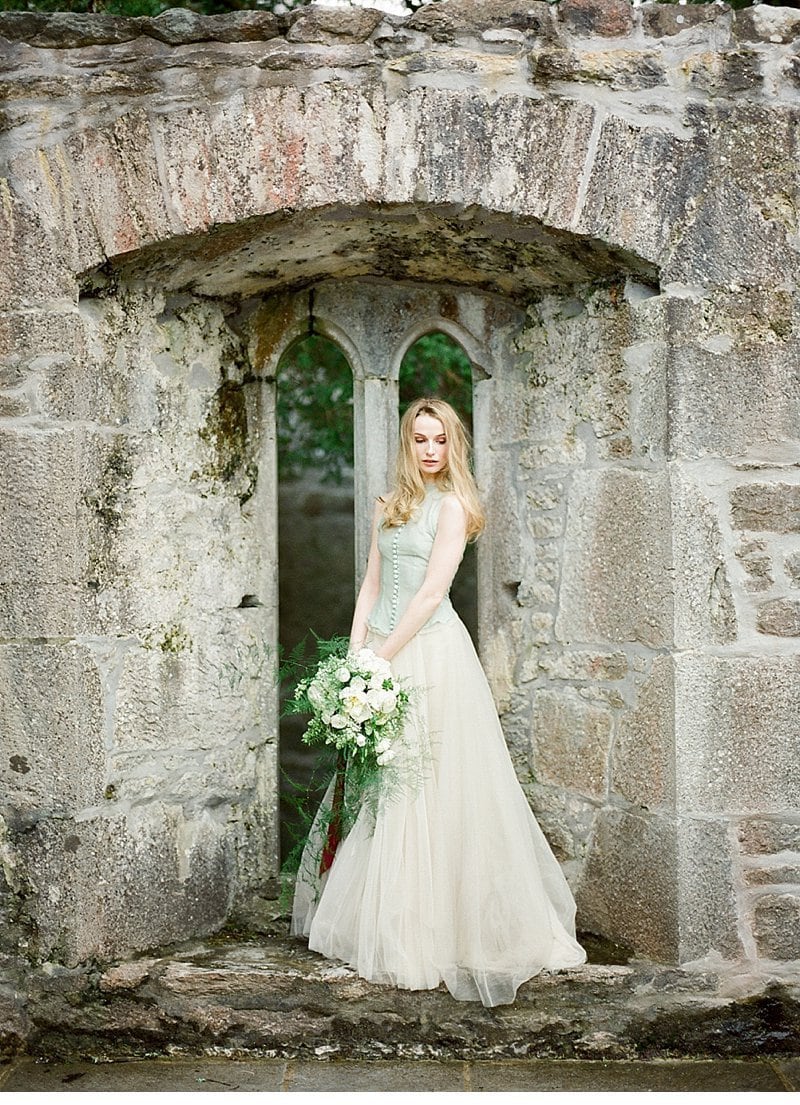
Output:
[{"xmin": 351, "ymin": 375, "xmax": 398, "ymax": 589}]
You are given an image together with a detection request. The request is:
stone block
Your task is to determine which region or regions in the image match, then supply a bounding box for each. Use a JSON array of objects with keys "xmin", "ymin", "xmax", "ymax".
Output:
[
  {"xmin": 0, "ymin": 11, "xmax": 138, "ymax": 47},
  {"xmin": 665, "ymin": 149, "xmax": 796, "ymax": 287},
  {"xmin": 736, "ymin": 539, "xmax": 774, "ymax": 593},
  {"xmin": 733, "ymin": 5, "xmax": 800, "ymax": 45},
  {"xmin": 532, "ymin": 689, "xmax": 613, "ymax": 800},
  {"xmin": 665, "ymin": 342, "xmax": 800, "ymax": 460},
  {"xmin": 64, "ymin": 113, "xmax": 171, "ymax": 258},
  {"xmin": 537, "ymin": 649, "xmax": 628, "ymax": 681},
  {"xmin": 0, "ymin": 427, "xmax": 83, "ymax": 588},
  {"xmin": 786, "ymin": 551, "xmax": 800, "ymax": 587},
  {"xmin": 756, "ymin": 598, "xmax": 800, "ymax": 637},
  {"xmin": 752, "ymin": 894, "xmax": 800, "ymax": 960},
  {"xmin": 12, "ymin": 806, "xmax": 235, "ymax": 965},
  {"xmin": 643, "ymin": 2, "xmax": 723, "ymax": 37},
  {"xmin": 559, "ymin": 0, "xmax": 633, "ymax": 38},
  {"xmin": 556, "ymin": 469, "xmax": 673, "ymax": 648},
  {"xmin": 7, "ymin": 146, "xmax": 106, "ymax": 279},
  {"xmin": 0, "ymin": 181, "xmax": 76, "ymax": 309},
  {"xmin": 671, "ymin": 466, "xmax": 737, "ymax": 647},
  {"xmin": 677, "ymin": 817, "xmax": 744, "ymax": 962},
  {"xmin": 574, "ymin": 113, "xmax": 700, "ymax": 271},
  {"xmin": 675, "ymin": 655, "xmax": 800, "ymax": 814},
  {"xmin": 577, "ymin": 807, "xmax": 678, "ymax": 962},
  {"xmin": 745, "ymin": 866, "xmax": 800, "ymax": 887},
  {"xmin": 738, "ymin": 819, "xmax": 800, "ymax": 857},
  {"xmin": 731, "ymin": 483, "xmax": 800, "ymax": 534},
  {"xmin": 611, "ymin": 656, "xmax": 674, "ymax": 811},
  {"xmin": 139, "ymin": 9, "xmax": 279, "ymax": 45},
  {"xmin": 0, "ymin": 642, "xmax": 105, "ymax": 815},
  {"xmin": 405, "ymin": 0, "xmax": 554, "ymax": 38},
  {"xmin": 286, "ymin": 6, "xmax": 384, "ymax": 44}
]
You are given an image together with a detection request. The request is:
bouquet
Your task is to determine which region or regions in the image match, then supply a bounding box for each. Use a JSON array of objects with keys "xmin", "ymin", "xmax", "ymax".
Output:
[
  {"xmin": 294, "ymin": 645, "xmax": 409, "ymax": 766},
  {"xmin": 284, "ymin": 637, "xmax": 412, "ymax": 875}
]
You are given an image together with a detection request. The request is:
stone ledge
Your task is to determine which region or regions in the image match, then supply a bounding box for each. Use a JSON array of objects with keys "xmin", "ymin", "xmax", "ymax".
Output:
[{"xmin": 6, "ymin": 932, "xmax": 800, "ymax": 1062}]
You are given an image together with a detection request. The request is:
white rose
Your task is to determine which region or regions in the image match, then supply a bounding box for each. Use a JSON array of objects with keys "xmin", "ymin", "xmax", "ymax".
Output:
[
  {"xmin": 330, "ymin": 714, "xmax": 347, "ymax": 729},
  {"xmin": 379, "ymin": 690, "xmax": 397, "ymax": 713},
  {"xmin": 307, "ymin": 681, "xmax": 326, "ymax": 709},
  {"xmin": 349, "ymin": 675, "xmax": 367, "ymax": 693},
  {"xmin": 366, "ymin": 688, "xmax": 385, "ymax": 710},
  {"xmin": 355, "ymin": 732, "xmax": 367, "ymax": 746},
  {"xmin": 375, "ymin": 738, "xmax": 391, "ymax": 754},
  {"xmin": 336, "ymin": 666, "xmax": 351, "ymax": 683},
  {"xmin": 377, "ymin": 747, "xmax": 396, "ymax": 765}
]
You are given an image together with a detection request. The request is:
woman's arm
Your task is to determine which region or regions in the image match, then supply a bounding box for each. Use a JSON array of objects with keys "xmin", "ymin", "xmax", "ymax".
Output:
[
  {"xmin": 349, "ymin": 498, "xmax": 384, "ymax": 651},
  {"xmin": 373, "ymin": 495, "xmax": 467, "ymax": 662}
]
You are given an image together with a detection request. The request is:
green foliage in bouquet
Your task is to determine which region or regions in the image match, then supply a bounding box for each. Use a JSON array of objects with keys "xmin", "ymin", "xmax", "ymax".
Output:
[{"xmin": 280, "ymin": 635, "xmax": 417, "ymax": 905}]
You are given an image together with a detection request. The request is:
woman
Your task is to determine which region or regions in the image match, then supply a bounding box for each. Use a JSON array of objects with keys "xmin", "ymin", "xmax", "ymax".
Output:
[{"xmin": 292, "ymin": 397, "xmax": 586, "ymax": 1006}]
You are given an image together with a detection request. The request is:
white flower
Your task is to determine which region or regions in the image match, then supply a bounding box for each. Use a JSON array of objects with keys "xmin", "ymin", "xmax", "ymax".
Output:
[
  {"xmin": 349, "ymin": 675, "xmax": 367, "ymax": 693},
  {"xmin": 367, "ymin": 688, "xmax": 397, "ymax": 714},
  {"xmin": 377, "ymin": 747, "xmax": 396, "ymax": 765},
  {"xmin": 355, "ymin": 732, "xmax": 367, "ymax": 747},
  {"xmin": 330, "ymin": 714, "xmax": 348, "ymax": 729},
  {"xmin": 336, "ymin": 666, "xmax": 351, "ymax": 683},
  {"xmin": 307, "ymin": 681, "xmax": 326, "ymax": 709},
  {"xmin": 376, "ymin": 737, "xmax": 391, "ymax": 755}
]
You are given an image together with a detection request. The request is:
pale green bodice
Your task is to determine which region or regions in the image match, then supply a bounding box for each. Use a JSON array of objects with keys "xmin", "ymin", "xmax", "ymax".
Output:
[{"xmin": 367, "ymin": 484, "xmax": 462, "ymax": 636}]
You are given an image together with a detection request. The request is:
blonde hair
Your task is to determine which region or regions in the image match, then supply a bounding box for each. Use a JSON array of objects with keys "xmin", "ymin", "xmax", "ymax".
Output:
[{"xmin": 381, "ymin": 397, "xmax": 485, "ymax": 541}]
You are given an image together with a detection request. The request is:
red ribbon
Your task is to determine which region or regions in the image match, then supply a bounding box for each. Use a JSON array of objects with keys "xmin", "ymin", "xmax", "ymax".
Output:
[{"xmin": 320, "ymin": 752, "xmax": 346, "ymax": 875}]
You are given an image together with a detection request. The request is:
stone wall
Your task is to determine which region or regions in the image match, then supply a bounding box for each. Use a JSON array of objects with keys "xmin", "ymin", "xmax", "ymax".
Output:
[{"xmin": 0, "ymin": 0, "xmax": 798, "ymax": 978}]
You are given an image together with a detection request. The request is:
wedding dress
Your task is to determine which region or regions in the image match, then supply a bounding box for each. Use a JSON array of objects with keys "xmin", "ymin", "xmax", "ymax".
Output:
[{"xmin": 291, "ymin": 484, "xmax": 586, "ymax": 1006}]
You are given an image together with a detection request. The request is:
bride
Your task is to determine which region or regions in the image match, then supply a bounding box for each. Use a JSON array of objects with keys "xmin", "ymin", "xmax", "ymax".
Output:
[{"xmin": 292, "ymin": 397, "xmax": 586, "ymax": 1006}]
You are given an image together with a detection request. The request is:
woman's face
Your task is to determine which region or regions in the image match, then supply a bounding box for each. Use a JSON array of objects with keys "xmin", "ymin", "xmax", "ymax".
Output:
[{"xmin": 413, "ymin": 413, "xmax": 449, "ymax": 480}]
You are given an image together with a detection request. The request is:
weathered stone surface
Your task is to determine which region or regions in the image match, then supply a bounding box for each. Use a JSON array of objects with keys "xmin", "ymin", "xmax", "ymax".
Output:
[
  {"xmin": 0, "ymin": 643, "xmax": 105, "ymax": 815},
  {"xmin": 745, "ymin": 866, "xmax": 800, "ymax": 887},
  {"xmin": 752, "ymin": 894, "xmax": 800, "ymax": 960},
  {"xmin": 736, "ymin": 539, "xmax": 774, "ymax": 593},
  {"xmin": 643, "ymin": 2, "xmax": 724, "ymax": 38},
  {"xmin": 0, "ymin": 12, "xmax": 139, "ymax": 48},
  {"xmin": 734, "ymin": 5, "xmax": 800, "ymax": 45},
  {"xmin": 577, "ymin": 809, "xmax": 678, "ymax": 962},
  {"xmin": 532, "ymin": 690, "xmax": 614, "ymax": 800},
  {"xmin": 557, "ymin": 470, "xmax": 673, "ymax": 648},
  {"xmin": 1, "ymin": 0, "xmax": 799, "ymax": 990},
  {"xmin": 738, "ymin": 819, "xmax": 800, "ymax": 857},
  {"xmin": 756, "ymin": 598, "xmax": 800, "ymax": 637},
  {"xmin": 530, "ymin": 46, "xmax": 667, "ymax": 90},
  {"xmin": 137, "ymin": 8, "xmax": 279, "ymax": 46},
  {"xmin": 786, "ymin": 551, "xmax": 800, "ymax": 587},
  {"xmin": 612, "ymin": 657, "xmax": 674, "ymax": 811},
  {"xmin": 286, "ymin": 6, "xmax": 384, "ymax": 44},
  {"xmin": 15, "ymin": 808, "xmax": 235, "ymax": 965},
  {"xmin": 677, "ymin": 818, "xmax": 743, "ymax": 962},
  {"xmin": 671, "ymin": 467, "xmax": 737, "ymax": 647},
  {"xmin": 675, "ymin": 655, "xmax": 800, "ymax": 814},
  {"xmin": 558, "ymin": 0, "xmax": 633, "ymax": 39},
  {"xmin": 731, "ymin": 483, "xmax": 800, "ymax": 534},
  {"xmin": 406, "ymin": 0, "xmax": 554, "ymax": 38}
]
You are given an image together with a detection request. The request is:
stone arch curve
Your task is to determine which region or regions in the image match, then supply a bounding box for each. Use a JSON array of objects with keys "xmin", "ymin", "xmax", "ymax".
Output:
[{"xmin": 391, "ymin": 318, "xmax": 489, "ymax": 385}]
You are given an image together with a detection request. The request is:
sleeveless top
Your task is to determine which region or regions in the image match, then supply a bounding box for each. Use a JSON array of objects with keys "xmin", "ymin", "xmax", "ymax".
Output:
[{"xmin": 367, "ymin": 484, "xmax": 462, "ymax": 636}]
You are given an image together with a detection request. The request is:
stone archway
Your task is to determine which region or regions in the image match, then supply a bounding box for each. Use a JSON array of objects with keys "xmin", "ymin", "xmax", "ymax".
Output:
[{"xmin": 2, "ymin": 1, "xmax": 799, "ymax": 977}]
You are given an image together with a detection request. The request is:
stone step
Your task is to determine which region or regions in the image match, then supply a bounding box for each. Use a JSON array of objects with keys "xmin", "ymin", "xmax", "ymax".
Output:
[{"xmin": 14, "ymin": 927, "xmax": 800, "ymax": 1063}]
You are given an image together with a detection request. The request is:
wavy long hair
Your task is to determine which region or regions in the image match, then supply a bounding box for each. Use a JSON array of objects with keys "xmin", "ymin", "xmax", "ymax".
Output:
[{"xmin": 381, "ymin": 397, "xmax": 485, "ymax": 541}]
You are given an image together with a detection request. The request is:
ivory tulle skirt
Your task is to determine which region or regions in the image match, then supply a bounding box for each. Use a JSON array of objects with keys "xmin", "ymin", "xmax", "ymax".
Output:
[{"xmin": 291, "ymin": 616, "xmax": 586, "ymax": 1007}]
